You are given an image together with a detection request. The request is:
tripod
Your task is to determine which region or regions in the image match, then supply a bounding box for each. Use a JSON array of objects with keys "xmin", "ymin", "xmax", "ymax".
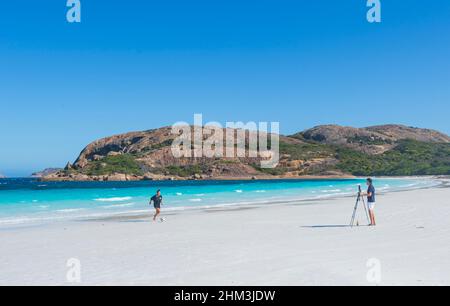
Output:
[{"xmin": 350, "ymin": 185, "xmax": 370, "ymax": 227}]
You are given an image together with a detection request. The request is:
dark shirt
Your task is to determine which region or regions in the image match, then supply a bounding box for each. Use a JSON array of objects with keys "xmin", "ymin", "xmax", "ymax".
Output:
[
  {"xmin": 367, "ymin": 185, "xmax": 376, "ymax": 203},
  {"xmin": 151, "ymin": 195, "xmax": 163, "ymax": 208}
]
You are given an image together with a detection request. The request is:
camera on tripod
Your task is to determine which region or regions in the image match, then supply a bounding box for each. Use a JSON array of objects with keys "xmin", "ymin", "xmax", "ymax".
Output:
[{"xmin": 350, "ymin": 184, "xmax": 369, "ymax": 227}]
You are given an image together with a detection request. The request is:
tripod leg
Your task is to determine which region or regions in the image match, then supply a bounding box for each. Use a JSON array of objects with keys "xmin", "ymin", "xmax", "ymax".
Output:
[{"xmin": 350, "ymin": 195, "xmax": 360, "ymax": 227}]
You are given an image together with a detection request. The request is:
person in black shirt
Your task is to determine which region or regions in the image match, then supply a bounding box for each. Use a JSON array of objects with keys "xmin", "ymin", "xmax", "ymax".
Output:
[
  {"xmin": 362, "ymin": 178, "xmax": 376, "ymax": 226},
  {"xmin": 150, "ymin": 189, "xmax": 163, "ymax": 222}
]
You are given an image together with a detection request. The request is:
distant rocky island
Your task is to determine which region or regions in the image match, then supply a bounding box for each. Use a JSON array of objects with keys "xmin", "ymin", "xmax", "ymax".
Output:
[
  {"xmin": 0, "ymin": 174, "xmax": 6, "ymax": 179},
  {"xmin": 39, "ymin": 124, "xmax": 450, "ymax": 181},
  {"xmin": 31, "ymin": 168, "xmax": 62, "ymax": 178}
]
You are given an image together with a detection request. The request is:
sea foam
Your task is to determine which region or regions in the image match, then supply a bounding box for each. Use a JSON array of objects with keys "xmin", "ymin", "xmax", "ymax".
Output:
[
  {"xmin": 102, "ymin": 203, "xmax": 135, "ymax": 209},
  {"xmin": 94, "ymin": 197, "xmax": 133, "ymax": 202}
]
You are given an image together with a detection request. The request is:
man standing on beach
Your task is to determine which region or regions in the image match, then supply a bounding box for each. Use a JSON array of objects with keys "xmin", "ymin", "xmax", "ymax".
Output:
[
  {"xmin": 150, "ymin": 189, "xmax": 163, "ymax": 222},
  {"xmin": 365, "ymin": 178, "xmax": 376, "ymax": 226}
]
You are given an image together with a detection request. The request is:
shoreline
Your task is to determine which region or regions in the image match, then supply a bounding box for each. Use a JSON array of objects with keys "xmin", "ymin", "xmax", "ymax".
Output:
[
  {"xmin": 37, "ymin": 174, "xmax": 357, "ymax": 182},
  {"xmin": 0, "ymin": 176, "xmax": 446, "ymax": 230},
  {"xmin": 1, "ymin": 184, "xmax": 450, "ymax": 285},
  {"xmin": 85, "ymin": 176, "xmax": 448, "ymax": 222},
  {"xmin": 5, "ymin": 174, "xmax": 447, "ymax": 182}
]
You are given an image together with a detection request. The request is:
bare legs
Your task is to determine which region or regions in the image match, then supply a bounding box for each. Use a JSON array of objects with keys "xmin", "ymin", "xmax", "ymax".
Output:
[
  {"xmin": 369, "ymin": 209, "xmax": 376, "ymax": 226},
  {"xmin": 153, "ymin": 208, "xmax": 161, "ymax": 222}
]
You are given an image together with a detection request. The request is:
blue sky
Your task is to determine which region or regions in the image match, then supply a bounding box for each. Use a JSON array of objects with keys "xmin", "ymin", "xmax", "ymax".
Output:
[{"xmin": 1, "ymin": 1, "xmax": 449, "ymax": 176}]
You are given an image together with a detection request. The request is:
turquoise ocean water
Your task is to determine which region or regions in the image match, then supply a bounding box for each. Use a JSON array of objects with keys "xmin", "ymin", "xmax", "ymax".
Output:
[{"xmin": 0, "ymin": 178, "xmax": 438, "ymax": 227}]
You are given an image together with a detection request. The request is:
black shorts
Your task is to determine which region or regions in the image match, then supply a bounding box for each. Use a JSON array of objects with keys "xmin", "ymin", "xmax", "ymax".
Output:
[{"xmin": 154, "ymin": 204, "xmax": 161, "ymax": 209}]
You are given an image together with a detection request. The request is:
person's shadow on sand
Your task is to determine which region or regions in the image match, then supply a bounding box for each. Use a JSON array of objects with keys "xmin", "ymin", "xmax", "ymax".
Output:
[
  {"xmin": 119, "ymin": 220, "xmax": 149, "ymax": 223},
  {"xmin": 300, "ymin": 224, "xmax": 369, "ymax": 229}
]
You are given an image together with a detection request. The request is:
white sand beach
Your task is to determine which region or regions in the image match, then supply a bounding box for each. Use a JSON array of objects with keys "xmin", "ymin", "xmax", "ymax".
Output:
[{"xmin": 1, "ymin": 183, "xmax": 450, "ymax": 286}]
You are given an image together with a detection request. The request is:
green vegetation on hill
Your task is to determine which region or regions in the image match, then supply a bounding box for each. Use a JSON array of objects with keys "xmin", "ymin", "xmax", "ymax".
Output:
[
  {"xmin": 83, "ymin": 154, "xmax": 143, "ymax": 176},
  {"xmin": 275, "ymin": 139, "xmax": 450, "ymax": 176},
  {"xmin": 335, "ymin": 140, "xmax": 450, "ymax": 176},
  {"xmin": 251, "ymin": 165, "xmax": 288, "ymax": 176},
  {"xmin": 279, "ymin": 141, "xmax": 334, "ymax": 160},
  {"xmin": 166, "ymin": 165, "xmax": 208, "ymax": 177},
  {"xmin": 346, "ymin": 135, "xmax": 392, "ymax": 146},
  {"xmin": 75, "ymin": 139, "xmax": 449, "ymax": 178},
  {"xmin": 250, "ymin": 141, "xmax": 334, "ymax": 175}
]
